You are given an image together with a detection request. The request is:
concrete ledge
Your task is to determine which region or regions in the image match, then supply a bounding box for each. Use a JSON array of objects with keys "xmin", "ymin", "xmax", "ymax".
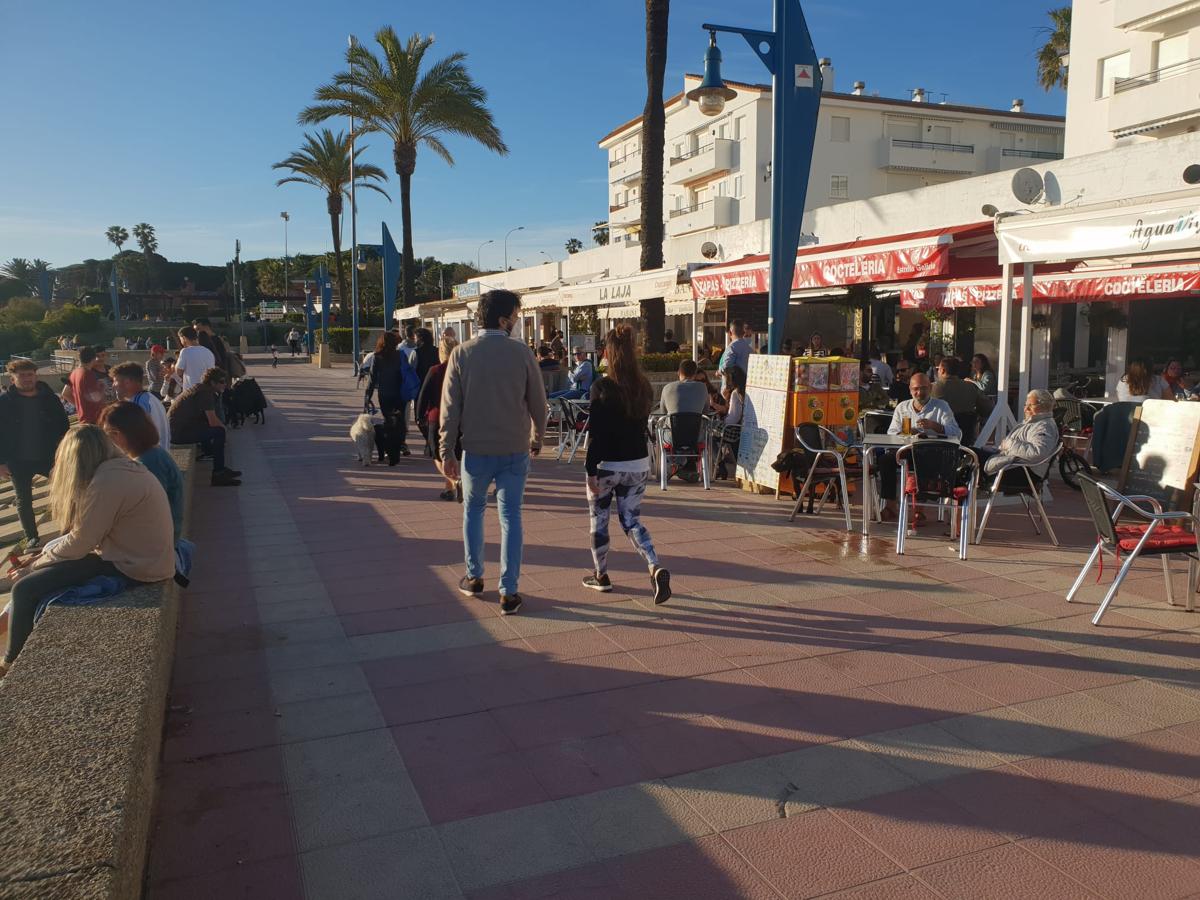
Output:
[{"xmin": 0, "ymin": 448, "xmax": 196, "ymax": 899}]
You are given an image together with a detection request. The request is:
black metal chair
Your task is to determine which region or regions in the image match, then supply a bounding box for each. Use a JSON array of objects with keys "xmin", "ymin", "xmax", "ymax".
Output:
[
  {"xmin": 975, "ymin": 443, "xmax": 1062, "ymax": 547},
  {"xmin": 1067, "ymin": 475, "xmax": 1197, "ymax": 625},
  {"xmin": 713, "ymin": 421, "xmax": 742, "ymax": 480},
  {"xmin": 656, "ymin": 413, "xmax": 711, "ymax": 490},
  {"xmin": 896, "ymin": 440, "xmax": 980, "ymax": 560},
  {"xmin": 789, "ymin": 423, "xmax": 855, "ymax": 530}
]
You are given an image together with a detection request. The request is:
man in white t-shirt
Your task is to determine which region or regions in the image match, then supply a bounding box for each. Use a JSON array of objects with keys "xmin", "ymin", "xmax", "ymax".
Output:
[{"xmin": 175, "ymin": 325, "xmax": 215, "ymax": 391}]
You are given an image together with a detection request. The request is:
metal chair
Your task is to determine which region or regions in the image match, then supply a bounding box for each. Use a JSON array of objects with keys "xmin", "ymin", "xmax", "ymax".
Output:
[
  {"xmin": 555, "ymin": 398, "xmax": 589, "ymax": 463},
  {"xmin": 896, "ymin": 440, "xmax": 980, "ymax": 560},
  {"xmin": 789, "ymin": 423, "xmax": 854, "ymax": 531},
  {"xmin": 713, "ymin": 421, "xmax": 742, "ymax": 480},
  {"xmin": 1067, "ymin": 475, "xmax": 1197, "ymax": 625},
  {"xmin": 975, "ymin": 444, "xmax": 1061, "ymax": 546},
  {"xmin": 858, "ymin": 410, "xmax": 893, "ymax": 437},
  {"xmin": 656, "ymin": 413, "xmax": 711, "ymax": 490}
]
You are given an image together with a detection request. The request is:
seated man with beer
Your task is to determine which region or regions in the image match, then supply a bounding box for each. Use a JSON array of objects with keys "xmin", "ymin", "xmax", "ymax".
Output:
[{"xmin": 876, "ymin": 372, "xmax": 961, "ymax": 520}]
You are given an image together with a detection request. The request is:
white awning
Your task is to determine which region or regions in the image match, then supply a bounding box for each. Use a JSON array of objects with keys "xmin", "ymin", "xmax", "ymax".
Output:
[
  {"xmin": 559, "ymin": 267, "xmax": 680, "ymax": 308},
  {"xmin": 666, "ymin": 297, "xmax": 707, "ymax": 315}
]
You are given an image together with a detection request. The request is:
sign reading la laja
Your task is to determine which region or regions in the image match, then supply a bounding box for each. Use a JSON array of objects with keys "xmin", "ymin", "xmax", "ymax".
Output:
[
  {"xmin": 691, "ymin": 241, "xmax": 950, "ymax": 299},
  {"xmin": 559, "ymin": 270, "xmax": 678, "ymax": 307},
  {"xmin": 996, "ymin": 194, "xmax": 1200, "ymax": 265},
  {"xmin": 900, "ymin": 266, "xmax": 1200, "ymax": 309}
]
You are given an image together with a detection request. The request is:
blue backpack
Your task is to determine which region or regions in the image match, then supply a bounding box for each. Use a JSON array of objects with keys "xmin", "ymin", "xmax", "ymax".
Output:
[{"xmin": 397, "ymin": 353, "xmax": 421, "ymax": 404}]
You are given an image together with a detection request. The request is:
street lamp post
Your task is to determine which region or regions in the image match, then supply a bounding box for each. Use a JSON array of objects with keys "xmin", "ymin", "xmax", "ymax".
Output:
[
  {"xmin": 349, "ymin": 34, "xmax": 362, "ymax": 368},
  {"xmin": 504, "ymin": 226, "xmax": 524, "ymax": 271},
  {"xmin": 687, "ymin": 1, "xmax": 822, "ymax": 354},
  {"xmin": 280, "ymin": 211, "xmax": 290, "ymax": 299},
  {"xmin": 476, "ymin": 239, "xmax": 494, "ymax": 271}
]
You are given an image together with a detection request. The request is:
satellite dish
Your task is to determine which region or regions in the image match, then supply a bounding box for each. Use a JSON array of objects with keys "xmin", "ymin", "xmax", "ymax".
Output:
[
  {"xmin": 700, "ymin": 241, "xmax": 719, "ymax": 259},
  {"xmin": 1184, "ymin": 164, "xmax": 1200, "ymax": 185},
  {"xmin": 1011, "ymin": 167, "xmax": 1045, "ymax": 205}
]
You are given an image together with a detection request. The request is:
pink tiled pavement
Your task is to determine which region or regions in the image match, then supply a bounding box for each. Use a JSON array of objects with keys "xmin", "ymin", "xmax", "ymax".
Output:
[{"xmin": 146, "ymin": 355, "xmax": 1200, "ymax": 899}]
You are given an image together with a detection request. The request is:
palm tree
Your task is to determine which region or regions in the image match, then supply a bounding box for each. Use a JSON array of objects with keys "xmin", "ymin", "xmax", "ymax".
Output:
[
  {"xmin": 638, "ymin": 0, "xmax": 670, "ymax": 352},
  {"xmin": 106, "ymin": 225, "xmax": 129, "ymax": 255},
  {"xmin": 1036, "ymin": 7, "xmax": 1071, "ymax": 91},
  {"xmin": 300, "ymin": 27, "xmax": 507, "ymax": 308},
  {"xmin": 273, "ymin": 129, "xmax": 390, "ymax": 308},
  {"xmin": 131, "ymin": 223, "xmax": 158, "ymax": 291},
  {"xmin": 1, "ymin": 258, "xmax": 35, "ymax": 292}
]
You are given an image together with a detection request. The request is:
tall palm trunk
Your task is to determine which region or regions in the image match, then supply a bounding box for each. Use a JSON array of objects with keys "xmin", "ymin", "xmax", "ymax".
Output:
[
  {"xmin": 394, "ymin": 142, "xmax": 417, "ymax": 308},
  {"xmin": 327, "ymin": 193, "xmax": 349, "ymax": 313},
  {"xmin": 639, "ymin": 0, "xmax": 669, "ymax": 352}
]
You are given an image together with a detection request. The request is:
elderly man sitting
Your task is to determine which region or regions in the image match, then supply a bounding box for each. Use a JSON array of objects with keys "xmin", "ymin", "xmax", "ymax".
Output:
[
  {"xmin": 976, "ymin": 389, "xmax": 1060, "ymax": 483},
  {"xmin": 875, "ymin": 372, "xmax": 961, "ymax": 520}
]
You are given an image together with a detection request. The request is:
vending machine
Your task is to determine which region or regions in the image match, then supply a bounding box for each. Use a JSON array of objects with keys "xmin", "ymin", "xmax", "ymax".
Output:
[{"xmin": 791, "ymin": 356, "xmax": 860, "ymax": 440}]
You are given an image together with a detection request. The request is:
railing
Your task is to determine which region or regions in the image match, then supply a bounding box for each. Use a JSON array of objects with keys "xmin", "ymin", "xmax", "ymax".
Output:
[
  {"xmin": 1114, "ymin": 56, "xmax": 1200, "ymax": 93},
  {"xmin": 670, "ymin": 144, "xmax": 712, "ymax": 164},
  {"xmin": 669, "ymin": 200, "xmax": 713, "ymax": 218},
  {"xmin": 609, "ymin": 151, "xmax": 641, "ymax": 168},
  {"xmin": 891, "ymin": 138, "xmax": 975, "ymax": 153},
  {"xmin": 609, "ymin": 201, "xmax": 635, "ymax": 213},
  {"xmin": 1001, "ymin": 148, "xmax": 1062, "ymax": 160}
]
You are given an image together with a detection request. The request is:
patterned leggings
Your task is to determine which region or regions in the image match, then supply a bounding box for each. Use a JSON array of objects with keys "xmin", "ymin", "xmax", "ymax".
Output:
[{"xmin": 588, "ymin": 469, "xmax": 659, "ymax": 575}]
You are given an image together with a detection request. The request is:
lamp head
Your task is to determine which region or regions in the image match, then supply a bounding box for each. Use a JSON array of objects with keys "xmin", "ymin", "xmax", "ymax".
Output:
[
  {"xmin": 981, "ymin": 203, "xmax": 999, "ymax": 218},
  {"xmin": 686, "ymin": 31, "xmax": 737, "ymax": 117}
]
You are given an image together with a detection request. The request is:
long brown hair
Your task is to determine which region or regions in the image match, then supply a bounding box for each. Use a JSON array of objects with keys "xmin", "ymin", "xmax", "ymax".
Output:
[
  {"xmin": 597, "ymin": 325, "xmax": 653, "ymax": 419},
  {"xmin": 376, "ymin": 331, "xmax": 399, "ymax": 359},
  {"xmin": 1123, "ymin": 360, "xmax": 1151, "ymax": 395}
]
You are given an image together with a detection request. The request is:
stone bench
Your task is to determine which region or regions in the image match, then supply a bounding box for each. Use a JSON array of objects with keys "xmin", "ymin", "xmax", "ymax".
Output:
[{"xmin": 0, "ymin": 448, "xmax": 196, "ymax": 898}]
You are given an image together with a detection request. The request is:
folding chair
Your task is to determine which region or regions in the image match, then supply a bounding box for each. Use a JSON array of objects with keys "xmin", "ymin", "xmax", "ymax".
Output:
[
  {"xmin": 896, "ymin": 440, "xmax": 980, "ymax": 560},
  {"xmin": 1067, "ymin": 475, "xmax": 1197, "ymax": 625},
  {"xmin": 657, "ymin": 413, "xmax": 711, "ymax": 490},
  {"xmin": 555, "ymin": 398, "xmax": 589, "ymax": 463},
  {"xmin": 975, "ymin": 444, "xmax": 1061, "ymax": 546},
  {"xmin": 789, "ymin": 423, "xmax": 854, "ymax": 530}
]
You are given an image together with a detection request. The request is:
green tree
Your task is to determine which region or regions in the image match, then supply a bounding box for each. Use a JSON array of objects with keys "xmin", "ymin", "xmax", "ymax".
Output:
[
  {"xmin": 1036, "ymin": 7, "xmax": 1071, "ymax": 91},
  {"xmin": 638, "ymin": 0, "xmax": 670, "ymax": 352},
  {"xmin": 105, "ymin": 225, "xmax": 129, "ymax": 255},
  {"xmin": 1, "ymin": 258, "xmax": 35, "ymax": 292},
  {"xmin": 0, "ymin": 297, "xmax": 46, "ymax": 325},
  {"xmin": 592, "ymin": 222, "xmax": 610, "ymax": 246},
  {"xmin": 300, "ymin": 28, "xmax": 508, "ymax": 309},
  {"xmin": 273, "ymin": 128, "xmax": 390, "ymax": 310},
  {"xmin": 131, "ymin": 223, "xmax": 158, "ymax": 291},
  {"xmin": 565, "ymin": 237, "xmax": 584, "ymax": 254}
]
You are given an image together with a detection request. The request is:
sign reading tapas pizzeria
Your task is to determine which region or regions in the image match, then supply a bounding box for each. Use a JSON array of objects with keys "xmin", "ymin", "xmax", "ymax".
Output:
[
  {"xmin": 900, "ymin": 266, "xmax": 1200, "ymax": 309},
  {"xmin": 996, "ymin": 193, "xmax": 1200, "ymax": 265},
  {"xmin": 691, "ymin": 240, "xmax": 951, "ymax": 299}
]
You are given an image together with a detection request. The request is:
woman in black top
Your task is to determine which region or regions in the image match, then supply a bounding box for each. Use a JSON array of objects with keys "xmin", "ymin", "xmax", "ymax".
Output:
[
  {"xmin": 366, "ymin": 332, "xmax": 410, "ymax": 463},
  {"xmin": 582, "ymin": 325, "xmax": 671, "ymax": 604},
  {"xmin": 413, "ymin": 327, "xmax": 438, "ymax": 384}
]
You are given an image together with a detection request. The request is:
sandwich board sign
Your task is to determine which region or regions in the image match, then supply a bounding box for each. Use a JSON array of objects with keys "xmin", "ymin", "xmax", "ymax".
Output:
[{"xmin": 1118, "ymin": 399, "xmax": 1200, "ymax": 511}]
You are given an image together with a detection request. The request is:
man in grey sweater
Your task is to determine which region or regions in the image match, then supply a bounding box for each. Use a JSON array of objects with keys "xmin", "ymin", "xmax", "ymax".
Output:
[{"xmin": 441, "ymin": 290, "xmax": 548, "ymax": 615}]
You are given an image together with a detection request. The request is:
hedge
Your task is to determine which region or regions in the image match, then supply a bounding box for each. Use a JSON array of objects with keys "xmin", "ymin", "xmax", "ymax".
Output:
[{"xmin": 639, "ymin": 352, "xmax": 690, "ymax": 372}]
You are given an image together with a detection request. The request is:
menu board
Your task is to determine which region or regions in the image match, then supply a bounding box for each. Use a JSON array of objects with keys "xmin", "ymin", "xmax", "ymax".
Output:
[
  {"xmin": 737, "ymin": 355, "xmax": 793, "ymax": 490},
  {"xmin": 1118, "ymin": 399, "xmax": 1200, "ymax": 510}
]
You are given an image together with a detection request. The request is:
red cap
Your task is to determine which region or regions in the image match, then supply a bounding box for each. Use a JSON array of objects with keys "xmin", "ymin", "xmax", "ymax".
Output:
[{"xmin": 150, "ymin": 344, "xmax": 165, "ymax": 353}]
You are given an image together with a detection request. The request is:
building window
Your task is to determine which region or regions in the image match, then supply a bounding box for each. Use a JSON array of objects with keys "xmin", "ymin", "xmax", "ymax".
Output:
[
  {"xmin": 734, "ymin": 175, "xmax": 743, "ymax": 197},
  {"xmin": 830, "ymin": 116, "xmax": 850, "ymax": 142},
  {"xmin": 1156, "ymin": 33, "xmax": 1189, "ymax": 74},
  {"xmin": 829, "ymin": 175, "xmax": 849, "ymax": 199},
  {"xmin": 734, "ymin": 116, "xmax": 745, "ymax": 140},
  {"xmin": 1098, "ymin": 51, "xmax": 1130, "ymax": 98}
]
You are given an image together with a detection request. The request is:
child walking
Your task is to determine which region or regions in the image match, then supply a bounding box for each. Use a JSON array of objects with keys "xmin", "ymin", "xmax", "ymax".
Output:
[{"xmin": 582, "ymin": 325, "xmax": 670, "ymax": 603}]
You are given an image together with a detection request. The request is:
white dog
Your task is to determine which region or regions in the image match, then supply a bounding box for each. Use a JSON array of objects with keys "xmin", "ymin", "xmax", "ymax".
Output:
[{"xmin": 350, "ymin": 414, "xmax": 375, "ymax": 466}]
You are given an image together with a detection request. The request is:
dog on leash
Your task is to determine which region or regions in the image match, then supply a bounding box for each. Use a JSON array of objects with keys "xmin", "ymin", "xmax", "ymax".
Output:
[{"xmin": 350, "ymin": 414, "xmax": 376, "ymax": 466}]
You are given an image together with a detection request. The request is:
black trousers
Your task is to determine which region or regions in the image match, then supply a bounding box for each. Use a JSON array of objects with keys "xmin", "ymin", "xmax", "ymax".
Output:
[
  {"xmin": 7, "ymin": 554, "xmax": 124, "ymax": 663},
  {"xmin": 7, "ymin": 459, "xmax": 51, "ymax": 540},
  {"xmin": 377, "ymin": 396, "xmax": 409, "ymax": 463},
  {"xmin": 178, "ymin": 426, "xmax": 227, "ymax": 470}
]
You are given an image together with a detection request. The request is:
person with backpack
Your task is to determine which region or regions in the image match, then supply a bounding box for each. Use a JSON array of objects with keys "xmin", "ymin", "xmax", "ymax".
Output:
[
  {"xmin": 417, "ymin": 336, "xmax": 459, "ymax": 499},
  {"xmin": 366, "ymin": 332, "xmax": 420, "ymax": 465},
  {"xmin": 580, "ymin": 326, "xmax": 670, "ymax": 604}
]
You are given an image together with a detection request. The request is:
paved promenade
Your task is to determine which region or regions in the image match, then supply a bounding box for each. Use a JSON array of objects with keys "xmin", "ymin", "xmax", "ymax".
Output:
[{"xmin": 148, "ymin": 355, "xmax": 1200, "ymax": 899}]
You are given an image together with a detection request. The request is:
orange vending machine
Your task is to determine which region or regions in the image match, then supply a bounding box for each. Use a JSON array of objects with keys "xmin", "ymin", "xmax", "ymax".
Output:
[
  {"xmin": 825, "ymin": 357, "xmax": 862, "ymax": 437},
  {"xmin": 790, "ymin": 356, "xmax": 860, "ymax": 439}
]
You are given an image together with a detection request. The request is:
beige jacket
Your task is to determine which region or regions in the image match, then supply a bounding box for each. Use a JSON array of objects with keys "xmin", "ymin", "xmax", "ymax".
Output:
[
  {"xmin": 439, "ymin": 331, "xmax": 548, "ymax": 460},
  {"xmin": 34, "ymin": 457, "xmax": 175, "ymax": 583}
]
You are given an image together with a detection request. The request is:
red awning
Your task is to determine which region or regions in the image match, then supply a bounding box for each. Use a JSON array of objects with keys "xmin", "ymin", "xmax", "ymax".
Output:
[
  {"xmin": 690, "ymin": 222, "xmax": 994, "ymax": 300},
  {"xmin": 900, "ymin": 263, "xmax": 1200, "ymax": 310}
]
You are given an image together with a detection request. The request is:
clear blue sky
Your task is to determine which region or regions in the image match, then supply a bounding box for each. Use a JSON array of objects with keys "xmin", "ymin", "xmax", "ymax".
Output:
[{"xmin": 3, "ymin": 0, "xmax": 1065, "ymax": 270}]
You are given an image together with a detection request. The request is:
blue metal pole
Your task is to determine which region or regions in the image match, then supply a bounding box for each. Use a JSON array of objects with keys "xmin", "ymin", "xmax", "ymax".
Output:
[
  {"xmin": 319, "ymin": 264, "xmax": 331, "ymax": 345},
  {"xmin": 109, "ymin": 265, "xmax": 123, "ymax": 333},
  {"xmin": 304, "ymin": 280, "xmax": 316, "ymax": 354},
  {"xmin": 382, "ymin": 222, "xmax": 400, "ymax": 330},
  {"xmin": 703, "ymin": 0, "xmax": 821, "ymax": 354}
]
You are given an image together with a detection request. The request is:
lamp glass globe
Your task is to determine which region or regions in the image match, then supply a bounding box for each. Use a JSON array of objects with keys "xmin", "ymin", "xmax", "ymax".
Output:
[{"xmin": 698, "ymin": 92, "xmax": 726, "ymax": 116}]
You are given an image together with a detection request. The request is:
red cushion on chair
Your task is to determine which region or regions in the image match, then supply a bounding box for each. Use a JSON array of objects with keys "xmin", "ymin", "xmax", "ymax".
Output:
[
  {"xmin": 904, "ymin": 474, "xmax": 917, "ymax": 494},
  {"xmin": 1114, "ymin": 524, "xmax": 1197, "ymax": 553},
  {"xmin": 952, "ymin": 486, "xmax": 969, "ymax": 500}
]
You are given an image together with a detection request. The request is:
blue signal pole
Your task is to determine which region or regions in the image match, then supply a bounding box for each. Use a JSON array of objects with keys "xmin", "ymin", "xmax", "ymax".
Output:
[{"xmin": 689, "ymin": 1, "xmax": 822, "ymax": 354}]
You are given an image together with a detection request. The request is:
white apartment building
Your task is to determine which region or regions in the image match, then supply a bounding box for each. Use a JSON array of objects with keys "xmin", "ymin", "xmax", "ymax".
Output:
[
  {"xmin": 1065, "ymin": 0, "xmax": 1200, "ymax": 156},
  {"xmin": 599, "ymin": 67, "xmax": 1065, "ymax": 245}
]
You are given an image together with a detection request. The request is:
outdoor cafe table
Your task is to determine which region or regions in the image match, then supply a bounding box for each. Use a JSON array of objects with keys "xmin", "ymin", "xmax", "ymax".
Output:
[{"xmin": 860, "ymin": 433, "xmax": 962, "ymax": 537}]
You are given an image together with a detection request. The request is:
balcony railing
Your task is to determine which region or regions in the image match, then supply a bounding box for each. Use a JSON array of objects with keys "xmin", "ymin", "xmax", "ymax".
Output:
[
  {"xmin": 891, "ymin": 139, "xmax": 974, "ymax": 154},
  {"xmin": 1115, "ymin": 56, "xmax": 1200, "ymax": 93},
  {"xmin": 669, "ymin": 144, "xmax": 712, "ymax": 164},
  {"xmin": 1001, "ymin": 148, "xmax": 1062, "ymax": 160},
  {"xmin": 610, "ymin": 202, "xmax": 632, "ymax": 212},
  {"xmin": 609, "ymin": 151, "xmax": 641, "ymax": 168},
  {"xmin": 669, "ymin": 200, "xmax": 715, "ymax": 218}
]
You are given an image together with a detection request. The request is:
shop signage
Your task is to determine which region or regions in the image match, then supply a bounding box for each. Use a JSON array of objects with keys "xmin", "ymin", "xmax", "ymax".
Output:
[
  {"xmin": 453, "ymin": 281, "xmax": 481, "ymax": 299},
  {"xmin": 691, "ymin": 241, "xmax": 950, "ymax": 299},
  {"xmin": 900, "ymin": 267, "xmax": 1200, "ymax": 309},
  {"xmin": 997, "ymin": 195, "xmax": 1200, "ymax": 265},
  {"xmin": 560, "ymin": 270, "xmax": 678, "ymax": 307}
]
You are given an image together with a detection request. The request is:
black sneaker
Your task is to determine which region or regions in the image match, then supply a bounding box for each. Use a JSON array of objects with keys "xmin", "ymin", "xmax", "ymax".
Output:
[
  {"xmin": 400, "ymin": 445, "xmax": 412, "ymax": 457},
  {"xmin": 651, "ymin": 567, "xmax": 671, "ymax": 605},
  {"xmin": 458, "ymin": 576, "xmax": 484, "ymax": 597},
  {"xmin": 582, "ymin": 573, "xmax": 613, "ymax": 592},
  {"xmin": 500, "ymin": 594, "xmax": 523, "ymax": 615},
  {"xmin": 223, "ymin": 468, "xmax": 243, "ymax": 478},
  {"xmin": 211, "ymin": 470, "xmax": 241, "ymax": 487},
  {"xmin": 455, "ymin": 482, "xmax": 463, "ymax": 503},
  {"xmin": 438, "ymin": 489, "xmax": 456, "ymax": 501}
]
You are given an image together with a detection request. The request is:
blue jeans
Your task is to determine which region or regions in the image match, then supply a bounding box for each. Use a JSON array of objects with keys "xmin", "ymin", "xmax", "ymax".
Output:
[
  {"xmin": 462, "ymin": 452, "xmax": 531, "ymax": 595},
  {"xmin": 549, "ymin": 389, "xmax": 585, "ymax": 400}
]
